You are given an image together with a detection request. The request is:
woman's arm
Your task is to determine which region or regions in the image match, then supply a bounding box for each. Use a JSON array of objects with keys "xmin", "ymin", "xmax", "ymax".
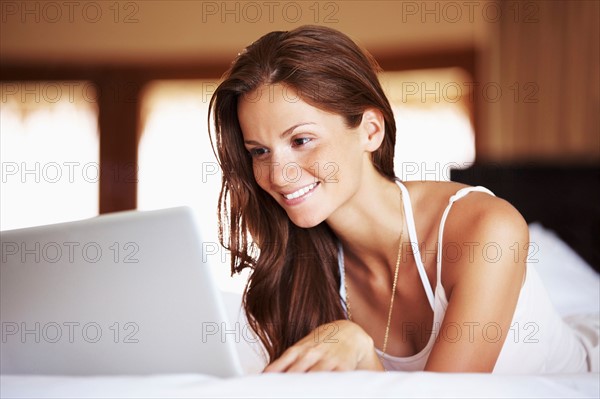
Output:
[{"xmin": 424, "ymin": 194, "xmax": 528, "ymax": 372}]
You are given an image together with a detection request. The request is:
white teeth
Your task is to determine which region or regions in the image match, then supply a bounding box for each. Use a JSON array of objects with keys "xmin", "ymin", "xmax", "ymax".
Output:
[{"xmin": 284, "ymin": 182, "xmax": 318, "ymax": 200}]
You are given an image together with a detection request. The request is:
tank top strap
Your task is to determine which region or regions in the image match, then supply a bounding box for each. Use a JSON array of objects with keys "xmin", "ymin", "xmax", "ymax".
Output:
[
  {"xmin": 395, "ymin": 179, "xmax": 435, "ymax": 311},
  {"xmin": 436, "ymin": 186, "xmax": 496, "ymax": 285},
  {"xmin": 337, "ymin": 240, "xmax": 348, "ymax": 316}
]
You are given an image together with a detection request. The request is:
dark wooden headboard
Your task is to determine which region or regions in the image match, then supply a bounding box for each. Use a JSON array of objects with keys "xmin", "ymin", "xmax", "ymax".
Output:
[{"xmin": 451, "ymin": 164, "xmax": 600, "ymax": 272}]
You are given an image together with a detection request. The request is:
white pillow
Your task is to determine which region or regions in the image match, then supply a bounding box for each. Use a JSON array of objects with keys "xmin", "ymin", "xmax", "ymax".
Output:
[{"xmin": 528, "ymin": 222, "xmax": 600, "ymax": 317}]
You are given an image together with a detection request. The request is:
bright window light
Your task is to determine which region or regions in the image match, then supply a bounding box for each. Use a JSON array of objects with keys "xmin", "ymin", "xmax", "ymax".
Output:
[
  {"xmin": 0, "ymin": 82, "xmax": 99, "ymax": 231},
  {"xmin": 380, "ymin": 68, "xmax": 476, "ymax": 181}
]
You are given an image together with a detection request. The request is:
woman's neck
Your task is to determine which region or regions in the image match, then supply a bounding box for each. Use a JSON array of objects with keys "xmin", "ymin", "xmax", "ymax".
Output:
[{"xmin": 326, "ymin": 171, "xmax": 405, "ymax": 277}]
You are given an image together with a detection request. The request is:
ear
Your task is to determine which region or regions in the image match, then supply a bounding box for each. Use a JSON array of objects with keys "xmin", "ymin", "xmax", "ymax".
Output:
[{"xmin": 360, "ymin": 108, "xmax": 386, "ymax": 153}]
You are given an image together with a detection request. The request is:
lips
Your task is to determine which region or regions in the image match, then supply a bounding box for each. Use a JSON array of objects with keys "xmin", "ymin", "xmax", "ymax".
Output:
[{"xmin": 282, "ymin": 182, "xmax": 320, "ymax": 200}]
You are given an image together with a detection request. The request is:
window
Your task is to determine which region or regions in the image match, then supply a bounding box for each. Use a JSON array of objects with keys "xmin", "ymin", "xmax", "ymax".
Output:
[
  {"xmin": 380, "ymin": 68, "xmax": 475, "ymax": 181},
  {"xmin": 0, "ymin": 82, "xmax": 99, "ymax": 231}
]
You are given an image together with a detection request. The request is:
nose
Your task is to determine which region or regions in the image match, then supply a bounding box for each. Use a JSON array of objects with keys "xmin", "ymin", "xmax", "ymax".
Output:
[
  {"xmin": 264, "ymin": 150, "xmax": 297, "ymax": 189},
  {"xmin": 269, "ymin": 158, "xmax": 290, "ymax": 188}
]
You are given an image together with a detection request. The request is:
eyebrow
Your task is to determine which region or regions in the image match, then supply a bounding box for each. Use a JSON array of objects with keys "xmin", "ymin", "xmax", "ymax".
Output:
[{"xmin": 243, "ymin": 122, "xmax": 316, "ymax": 146}]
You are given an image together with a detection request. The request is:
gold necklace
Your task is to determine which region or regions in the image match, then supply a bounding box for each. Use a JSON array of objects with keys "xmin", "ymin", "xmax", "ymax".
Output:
[{"xmin": 343, "ymin": 190, "xmax": 404, "ymax": 357}]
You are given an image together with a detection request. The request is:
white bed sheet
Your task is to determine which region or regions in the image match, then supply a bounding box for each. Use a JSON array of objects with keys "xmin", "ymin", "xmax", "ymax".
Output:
[
  {"xmin": 1, "ymin": 371, "xmax": 599, "ymax": 398},
  {"xmin": 2, "ymin": 223, "xmax": 599, "ymax": 398}
]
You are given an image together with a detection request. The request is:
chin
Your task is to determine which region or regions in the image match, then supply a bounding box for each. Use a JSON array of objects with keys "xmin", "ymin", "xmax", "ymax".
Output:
[{"xmin": 286, "ymin": 212, "xmax": 325, "ymax": 229}]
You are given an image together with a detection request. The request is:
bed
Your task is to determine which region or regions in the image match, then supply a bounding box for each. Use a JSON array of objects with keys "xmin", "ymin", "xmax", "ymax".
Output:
[{"xmin": 1, "ymin": 164, "xmax": 599, "ymax": 398}]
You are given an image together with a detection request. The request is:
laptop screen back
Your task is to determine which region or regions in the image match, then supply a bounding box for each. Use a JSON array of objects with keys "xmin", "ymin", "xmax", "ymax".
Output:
[{"xmin": 0, "ymin": 207, "xmax": 243, "ymax": 377}]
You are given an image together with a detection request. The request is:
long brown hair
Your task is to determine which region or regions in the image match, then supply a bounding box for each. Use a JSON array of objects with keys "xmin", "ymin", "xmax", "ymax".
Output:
[{"xmin": 209, "ymin": 25, "xmax": 397, "ymax": 361}]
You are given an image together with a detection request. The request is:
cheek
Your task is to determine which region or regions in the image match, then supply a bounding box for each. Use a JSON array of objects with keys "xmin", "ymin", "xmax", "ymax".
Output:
[
  {"xmin": 313, "ymin": 161, "xmax": 340, "ymax": 184},
  {"xmin": 252, "ymin": 162, "xmax": 268, "ymax": 189},
  {"xmin": 311, "ymin": 144, "xmax": 358, "ymax": 185}
]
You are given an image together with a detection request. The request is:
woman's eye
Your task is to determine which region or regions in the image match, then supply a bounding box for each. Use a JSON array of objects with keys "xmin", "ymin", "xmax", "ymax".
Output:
[
  {"xmin": 249, "ymin": 147, "xmax": 268, "ymax": 158},
  {"xmin": 292, "ymin": 137, "xmax": 312, "ymax": 147}
]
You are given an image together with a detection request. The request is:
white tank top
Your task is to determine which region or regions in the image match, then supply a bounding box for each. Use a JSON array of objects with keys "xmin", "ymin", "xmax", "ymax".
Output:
[{"xmin": 338, "ymin": 179, "xmax": 589, "ymax": 373}]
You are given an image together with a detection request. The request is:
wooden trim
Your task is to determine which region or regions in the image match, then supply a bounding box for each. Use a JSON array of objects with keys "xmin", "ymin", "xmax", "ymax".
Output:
[
  {"xmin": 1, "ymin": 48, "xmax": 476, "ymax": 80},
  {"xmin": 97, "ymin": 73, "xmax": 142, "ymax": 213},
  {"xmin": 376, "ymin": 48, "xmax": 476, "ymax": 74},
  {"xmin": 0, "ymin": 63, "xmax": 226, "ymax": 81}
]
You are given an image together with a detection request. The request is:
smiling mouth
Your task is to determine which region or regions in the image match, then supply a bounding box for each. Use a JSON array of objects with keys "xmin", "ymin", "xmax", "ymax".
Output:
[{"xmin": 282, "ymin": 182, "xmax": 320, "ymax": 200}]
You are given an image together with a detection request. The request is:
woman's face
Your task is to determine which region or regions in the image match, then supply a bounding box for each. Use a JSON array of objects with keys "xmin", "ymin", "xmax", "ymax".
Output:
[{"xmin": 237, "ymin": 84, "xmax": 380, "ymax": 228}]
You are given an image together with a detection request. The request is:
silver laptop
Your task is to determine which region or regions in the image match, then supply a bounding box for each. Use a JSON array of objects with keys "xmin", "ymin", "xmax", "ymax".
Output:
[{"xmin": 0, "ymin": 207, "xmax": 244, "ymax": 377}]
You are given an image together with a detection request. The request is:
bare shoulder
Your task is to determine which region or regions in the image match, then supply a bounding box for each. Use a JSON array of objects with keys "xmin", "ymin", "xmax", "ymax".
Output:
[
  {"xmin": 402, "ymin": 180, "xmax": 528, "ymax": 242},
  {"xmin": 443, "ymin": 183, "xmax": 529, "ymax": 247},
  {"xmin": 402, "ymin": 180, "xmax": 528, "ymax": 291},
  {"xmin": 402, "ymin": 180, "xmax": 470, "ymax": 205}
]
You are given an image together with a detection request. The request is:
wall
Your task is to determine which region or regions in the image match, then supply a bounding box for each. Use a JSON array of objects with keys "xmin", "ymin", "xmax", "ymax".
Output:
[
  {"xmin": 479, "ymin": 0, "xmax": 599, "ymax": 163},
  {"xmin": 1, "ymin": 0, "xmax": 489, "ymax": 64}
]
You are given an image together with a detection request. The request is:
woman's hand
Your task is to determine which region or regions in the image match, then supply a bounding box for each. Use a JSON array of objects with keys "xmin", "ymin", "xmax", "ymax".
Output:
[{"xmin": 263, "ymin": 319, "xmax": 384, "ymax": 372}]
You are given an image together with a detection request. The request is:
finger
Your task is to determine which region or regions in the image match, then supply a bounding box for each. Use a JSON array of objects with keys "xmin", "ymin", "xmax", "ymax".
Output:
[
  {"xmin": 286, "ymin": 348, "xmax": 322, "ymax": 373},
  {"xmin": 307, "ymin": 359, "xmax": 336, "ymax": 372},
  {"xmin": 263, "ymin": 348, "xmax": 300, "ymax": 373}
]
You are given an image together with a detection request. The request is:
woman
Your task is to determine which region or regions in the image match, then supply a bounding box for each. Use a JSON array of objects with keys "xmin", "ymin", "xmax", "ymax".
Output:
[{"xmin": 209, "ymin": 25, "xmax": 589, "ymax": 373}]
